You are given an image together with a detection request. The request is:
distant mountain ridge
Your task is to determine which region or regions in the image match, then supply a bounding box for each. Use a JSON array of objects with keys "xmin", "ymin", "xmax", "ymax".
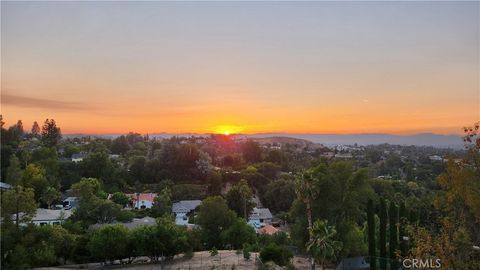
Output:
[
  {"xmin": 64, "ymin": 132, "xmax": 464, "ymax": 149},
  {"xmin": 245, "ymin": 133, "xmax": 464, "ymax": 149}
]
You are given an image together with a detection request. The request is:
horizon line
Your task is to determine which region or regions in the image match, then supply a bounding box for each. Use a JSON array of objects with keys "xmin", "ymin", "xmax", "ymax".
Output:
[{"xmin": 62, "ymin": 131, "xmax": 464, "ymax": 137}]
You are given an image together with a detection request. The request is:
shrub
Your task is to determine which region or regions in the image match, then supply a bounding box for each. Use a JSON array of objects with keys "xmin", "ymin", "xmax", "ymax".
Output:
[
  {"xmin": 184, "ymin": 250, "xmax": 194, "ymax": 259},
  {"xmin": 243, "ymin": 249, "xmax": 251, "ymax": 260},
  {"xmin": 259, "ymin": 243, "xmax": 292, "ymax": 267},
  {"xmin": 116, "ymin": 210, "xmax": 135, "ymax": 222}
]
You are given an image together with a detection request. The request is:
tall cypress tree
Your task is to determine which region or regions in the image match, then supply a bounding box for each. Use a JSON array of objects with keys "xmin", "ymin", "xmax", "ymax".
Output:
[
  {"xmin": 367, "ymin": 199, "xmax": 376, "ymax": 270},
  {"xmin": 389, "ymin": 201, "xmax": 398, "ymax": 270},
  {"xmin": 399, "ymin": 201, "xmax": 407, "ymax": 257},
  {"xmin": 379, "ymin": 199, "xmax": 387, "ymax": 270}
]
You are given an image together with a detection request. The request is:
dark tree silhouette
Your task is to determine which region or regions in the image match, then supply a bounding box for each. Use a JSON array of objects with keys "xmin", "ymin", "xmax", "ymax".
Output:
[{"xmin": 41, "ymin": 119, "xmax": 62, "ymax": 147}]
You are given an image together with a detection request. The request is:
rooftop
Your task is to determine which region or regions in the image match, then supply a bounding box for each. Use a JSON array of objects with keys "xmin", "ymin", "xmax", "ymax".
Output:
[
  {"xmin": 128, "ymin": 193, "xmax": 158, "ymax": 202},
  {"xmin": 249, "ymin": 207, "xmax": 273, "ymax": 220},
  {"xmin": 32, "ymin": 208, "xmax": 73, "ymax": 221},
  {"xmin": 0, "ymin": 182, "xmax": 12, "ymax": 190},
  {"xmin": 257, "ymin": 224, "xmax": 279, "ymax": 235},
  {"xmin": 172, "ymin": 200, "xmax": 202, "ymax": 213}
]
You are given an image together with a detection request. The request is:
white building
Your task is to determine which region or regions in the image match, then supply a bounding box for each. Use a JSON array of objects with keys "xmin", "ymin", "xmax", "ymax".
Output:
[
  {"xmin": 30, "ymin": 208, "xmax": 73, "ymax": 226},
  {"xmin": 248, "ymin": 207, "xmax": 273, "ymax": 228},
  {"xmin": 128, "ymin": 193, "xmax": 157, "ymax": 209},
  {"xmin": 172, "ymin": 200, "xmax": 202, "ymax": 225}
]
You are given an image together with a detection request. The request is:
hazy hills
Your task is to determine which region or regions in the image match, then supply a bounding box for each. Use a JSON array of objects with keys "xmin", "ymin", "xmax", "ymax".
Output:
[
  {"xmin": 65, "ymin": 133, "xmax": 464, "ymax": 149},
  {"xmin": 246, "ymin": 133, "xmax": 464, "ymax": 149}
]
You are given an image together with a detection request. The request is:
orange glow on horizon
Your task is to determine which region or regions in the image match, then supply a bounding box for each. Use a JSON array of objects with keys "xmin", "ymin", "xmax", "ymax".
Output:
[{"xmin": 212, "ymin": 125, "xmax": 244, "ymax": 135}]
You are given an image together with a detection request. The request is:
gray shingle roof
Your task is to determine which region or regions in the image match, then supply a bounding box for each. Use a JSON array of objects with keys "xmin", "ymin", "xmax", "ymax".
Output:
[
  {"xmin": 32, "ymin": 208, "xmax": 73, "ymax": 221},
  {"xmin": 249, "ymin": 207, "xmax": 273, "ymax": 220},
  {"xmin": 172, "ymin": 200, "xmax": 202, "ymax": 213}
]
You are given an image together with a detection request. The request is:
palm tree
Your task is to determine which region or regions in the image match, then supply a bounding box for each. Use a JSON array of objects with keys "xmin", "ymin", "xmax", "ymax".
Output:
[
  {"xmin": 295, "ymin": 171, "xmax": 318, "ymax": 270},
  {"xmin": 306, "ymin": 220, "xmax": 343, "ymax": 270}
]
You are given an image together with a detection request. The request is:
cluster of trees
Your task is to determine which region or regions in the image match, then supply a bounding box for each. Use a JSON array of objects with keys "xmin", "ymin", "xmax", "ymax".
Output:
[
  {"xmin": 367, "ymin": 199, "xmax": 409, "ymax": 270},
  {"xmin": 286, "ymin": 124, "xmax": 480, "ymax": 269},
  {"xmin": 288, "ymin": 161, "xmax": 372, "ymax": 268},
  {"xmin": 89, "ymin": 218, "xmax": 188, "ymax": 264},
  {"xmin": 363, "ymin": 124, "xmax": 480, "ymax": 270},
  {"xmin": 2, "ymin": 118, "xmax": 63, "ymax": 208},
  {"xmin": 398, "ymin": 124, "xmax": 480, "ymax": 269},
  {"xmin": 359, "ymin": 144, "xmax": 459, "ymax": 186},
  {"xmin": 1, "ymin": 116, "xmax": 303, "ymax": 211},
  {"xmin": 1, "ymin": 216, "xmax": 188, "ymax": 268}
]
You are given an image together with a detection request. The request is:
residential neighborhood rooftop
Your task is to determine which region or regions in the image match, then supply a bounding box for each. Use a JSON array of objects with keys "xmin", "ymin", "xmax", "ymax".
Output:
[
  {"xmin": 127, "ymin": 193, "xmax": 157, "ymax": 202},
  {"xmin": 172, "ymin": 200, "xmax": 202, "ymax": 213},
  {"xmin": 0, "ymin": 182, "xmax": 12, "ymax": 190},
  {"xmin": 249, "ymin": 207, "xmax": 273, "ymax": 220},
  {"xmin": 257, "ymin": 224, "xmax": 279, "ymax": 235},
  {"xmin": 32, "ymin": 208, "xmax": 73, "ymax": 222}
]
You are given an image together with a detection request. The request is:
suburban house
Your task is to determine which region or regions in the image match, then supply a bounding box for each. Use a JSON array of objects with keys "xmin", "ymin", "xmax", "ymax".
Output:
[
  {"xmin": 62, "ymin": 197, "xmax": 78, "ymax": 209},
  {"xmin": 30, "ymin": 208, "xmax": 73, "ymax": 226},
  {"xmin": 90, "ymin": 217, "xmax": 156, "ymax": 230},
  {"xmin": 0, "ymin": 182, "xmax": 12, "ymax": 191},
  {"xmin": 248, "ymin": 207, "xmax": 273, "ymax": 228},
  {"xmin": 172, "ymin": 200, "xmax": 202, "ymax": 225},
  {"xmin": 128, "ymin": 193, "xmax": 157, "ymax": 209},
  {"xmin": 71, "ymin": 153, "xmax": 87, "ymax": 162}
]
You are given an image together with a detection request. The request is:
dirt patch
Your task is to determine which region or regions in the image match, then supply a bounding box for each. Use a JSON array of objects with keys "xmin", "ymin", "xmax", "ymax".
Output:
[{"xmin": 35, "ymin": 250, "xmax": 316, "ymax": 270}]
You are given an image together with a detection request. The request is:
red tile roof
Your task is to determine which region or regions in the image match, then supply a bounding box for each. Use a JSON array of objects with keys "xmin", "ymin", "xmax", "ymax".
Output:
[
  {"xmin": 257, "ymin": 225, "xmax": 279, "ymax": 235},
  {"xmin": 128, "ymin": 193, "xmax": 157, "ymax": 203}
]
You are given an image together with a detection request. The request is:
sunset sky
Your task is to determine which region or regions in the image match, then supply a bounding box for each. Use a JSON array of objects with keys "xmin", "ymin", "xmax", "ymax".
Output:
[{"xmin": 1, "ymin": 1, "xmax": 479, "ymax": 135}]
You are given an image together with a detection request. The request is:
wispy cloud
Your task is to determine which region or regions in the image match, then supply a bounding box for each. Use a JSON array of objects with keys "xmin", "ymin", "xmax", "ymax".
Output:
[{"xmin": 1, "ymin": 94, "xmax": 94, "ymax": 111}]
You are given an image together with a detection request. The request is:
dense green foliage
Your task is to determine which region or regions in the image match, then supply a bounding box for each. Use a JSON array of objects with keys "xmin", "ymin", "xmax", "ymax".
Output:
[
  {"xmin": 260, "ymin": 243, "xmax": 293, "ymax": 266},
  {"xmin": 196, "ymin": 196, "xmax": 237, "ymax": 248},
  {"xmin": 367, "ymin": 199, "xmax": 376, "ymax": 270}
]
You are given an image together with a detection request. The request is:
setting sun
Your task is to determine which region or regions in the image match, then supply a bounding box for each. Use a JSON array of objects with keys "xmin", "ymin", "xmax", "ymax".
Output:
[{"xmin": 213, "ymin": 125, "xmax": 244, "ymax": 135}]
